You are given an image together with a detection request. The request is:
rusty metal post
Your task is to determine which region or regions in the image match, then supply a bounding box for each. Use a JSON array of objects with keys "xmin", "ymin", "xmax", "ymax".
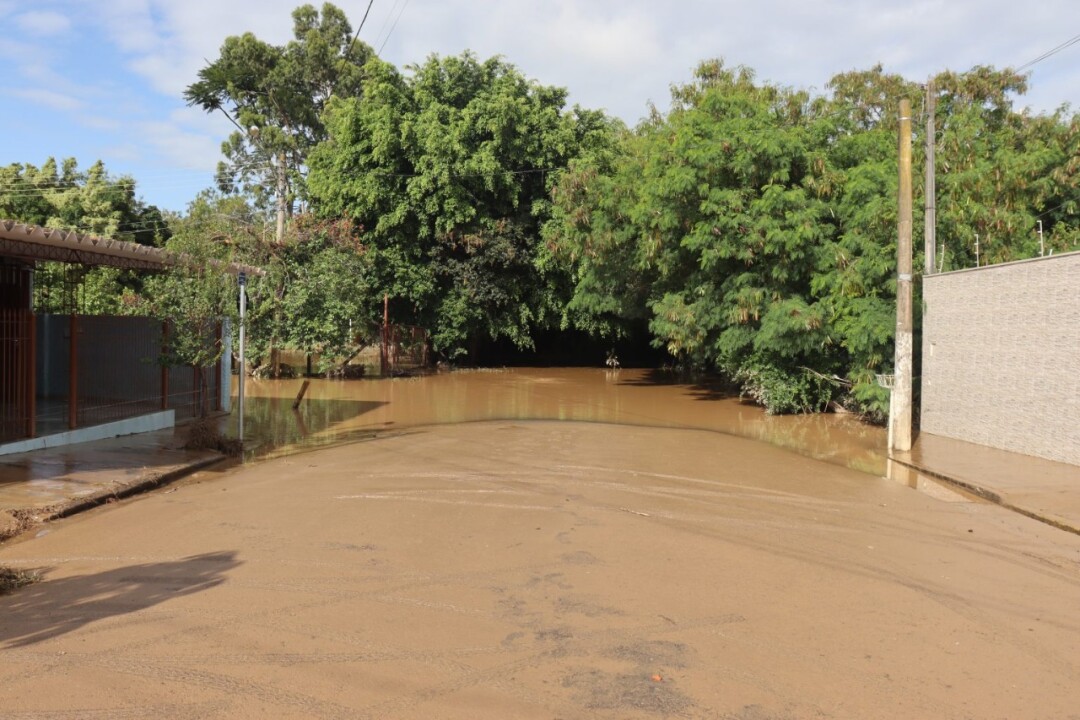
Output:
[
  {"xmin": 889, "ymin": 98, "xmax": 914, "ymax": 454},
  {"xmin": 161, "ymin": 320, "xmax": 170, "ymax": 409},
  {"xmin": 194, "ymin": 365, "xmax": 204, "ymax": 417},
  {"xmin": 25, "ymin": 311, "xmax": 36, "ymax": 438},
  {"xmin": 381, "ymin": 293, "xmax": 389, "ymax": 376},
  {"xmin": 68, "ymin": 313, "xmax": 78, "ymax": 429}
]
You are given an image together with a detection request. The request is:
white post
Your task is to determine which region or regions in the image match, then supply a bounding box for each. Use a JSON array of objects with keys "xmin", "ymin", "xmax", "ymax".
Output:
[
  {"xmin": 1038, "ymin": 220, "xmax": 1045, "ymax": 257},
  {"xmin": 238, "ymin": 272, "xmax": 246, "ymax": 443}
]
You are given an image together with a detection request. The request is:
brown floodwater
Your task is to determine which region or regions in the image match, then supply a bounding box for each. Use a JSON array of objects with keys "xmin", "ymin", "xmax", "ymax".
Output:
[{"xmin": 230, "ymin": 368, "xmax": 886, "ymax": 475}]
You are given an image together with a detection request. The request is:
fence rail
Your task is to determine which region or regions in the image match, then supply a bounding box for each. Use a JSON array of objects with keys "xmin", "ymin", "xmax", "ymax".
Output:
[{"xmin": 1, "ymin": 313, "xmax": 222, "ymax": 445}]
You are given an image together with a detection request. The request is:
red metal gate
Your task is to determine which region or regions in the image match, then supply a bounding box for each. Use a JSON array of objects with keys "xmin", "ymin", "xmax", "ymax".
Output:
[{"xmin": 1, "ymin": 263, "xmax": 34, "ymax": 442}]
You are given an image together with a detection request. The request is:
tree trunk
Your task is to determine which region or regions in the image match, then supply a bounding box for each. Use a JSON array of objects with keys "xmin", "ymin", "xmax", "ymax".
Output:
[{"xmin": 270, "ymin": 152, "xmax": 287, "ymax": 379}]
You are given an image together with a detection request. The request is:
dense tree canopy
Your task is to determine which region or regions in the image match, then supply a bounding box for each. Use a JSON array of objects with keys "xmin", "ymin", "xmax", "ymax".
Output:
[
  {"xmin": 545, "ymin": 61, "xmax": 1080, "ymax": 417},
  {"xmin": 307, "ymin": 52, "xmax": 619, "ymax": 358}
]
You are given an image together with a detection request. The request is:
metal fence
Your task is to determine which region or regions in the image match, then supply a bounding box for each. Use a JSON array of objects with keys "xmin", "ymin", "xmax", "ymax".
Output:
[
  {"xmin": 380, "ymin": 324, "xmax": 430, "ymax": 375},
  {"xmin": 1, "ymin": 313, "xmax": 223, "ymax": 444},
  {"xmin": 0, "ymin": 309, "xmax": 33, "ymax": 442}
]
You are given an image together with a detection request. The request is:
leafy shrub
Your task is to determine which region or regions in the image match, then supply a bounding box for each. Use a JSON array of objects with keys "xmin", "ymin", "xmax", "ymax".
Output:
[{"xmin": 734, "ymin": 363, "xmax": 835, "ymax": 415}]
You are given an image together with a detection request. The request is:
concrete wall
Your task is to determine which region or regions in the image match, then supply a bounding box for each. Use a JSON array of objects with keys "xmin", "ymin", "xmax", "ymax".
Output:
[{"xmin": 921, "ymin": 251, "xmax": 1080, "ymax": 466}]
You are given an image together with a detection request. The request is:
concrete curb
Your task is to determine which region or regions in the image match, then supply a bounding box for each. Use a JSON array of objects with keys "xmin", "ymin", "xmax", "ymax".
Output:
[
  {"xmin": 0, "ymin": 454, "xmax": 228, "ymax": 542},
  {"xmin": 889, "ymin": 457, "xmax": 1080, "ymax": 538}
]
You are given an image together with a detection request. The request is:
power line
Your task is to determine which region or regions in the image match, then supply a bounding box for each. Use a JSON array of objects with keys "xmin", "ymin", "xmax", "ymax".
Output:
[
  {"xmin": 377, "ymin": 0, "xmax": 410, "ymax": 55},
  {"xmin": 330, "ymin": 0, "xmax": 375, "ymax": 96},
  {"xmin": 1015, "ymin": 31, "xmax": 1080, "ymax": 73},
  {"xmin": 372, "ymin": 0, "xmax": 404, "ymax": 49}
]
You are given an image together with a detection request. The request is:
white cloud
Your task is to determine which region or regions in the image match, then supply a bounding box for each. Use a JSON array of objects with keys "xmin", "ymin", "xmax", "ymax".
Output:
[
  {"xmin": 68, "ymin": 0, "xmax": 1080, "ymax": 122},
  {"xmin": 79, "ymin": 115, "xmax": 123, "ymax": 131},
  {"xmin": 138, "ymin": 118, "xmax": 227, "ymax": 171},
  {"xmin": 10, "ymin": 87, "xmax": 82, "ymax": 111},
  {"xmin": 8, "ymin": 0, "xmax": 1080, "ymax": 213},
  {"xmin": 14, "ymin": 9, "xmax": 71, "ymax": 36}
]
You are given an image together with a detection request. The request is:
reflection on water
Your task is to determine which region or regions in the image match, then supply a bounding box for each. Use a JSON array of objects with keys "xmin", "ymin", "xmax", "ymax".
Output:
[{"xmin": 228, "ymin": 368, "xmax": 886, "ymax": 474}]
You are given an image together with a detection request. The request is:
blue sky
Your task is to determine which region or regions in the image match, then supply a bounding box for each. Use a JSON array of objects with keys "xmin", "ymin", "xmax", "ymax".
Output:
[{"xmin": 2, "ymin": 0, "xmax": 1078, "ymax": 215}]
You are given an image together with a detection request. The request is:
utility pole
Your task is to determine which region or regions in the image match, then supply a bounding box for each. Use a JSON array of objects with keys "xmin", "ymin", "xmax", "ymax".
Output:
[
  {"xmin": 238, "ymin": 272, "xmax": 247, "ymax": 444},
  {"xmin": 924, "ymin": 80, "xmax": 936, "ymax": 275},
  {"xmin": 889, "ymin": 98, "xmax": 914, "ymax": 454}
]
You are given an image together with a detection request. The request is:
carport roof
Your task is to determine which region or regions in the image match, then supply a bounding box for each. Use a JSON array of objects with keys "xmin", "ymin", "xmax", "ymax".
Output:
[{"xmin": 0, "ymin": 219, "xmax": 265, "ymax": 276}]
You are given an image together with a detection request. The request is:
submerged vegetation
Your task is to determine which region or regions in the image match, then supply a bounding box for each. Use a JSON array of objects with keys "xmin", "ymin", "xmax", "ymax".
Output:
[
  {"xmin": 3, "ymin": 3, "xmax": 1077, "ymax": 419},
  {"xmin": 0, "ymin": 566, "xmax": 41, "ymax": 595}
]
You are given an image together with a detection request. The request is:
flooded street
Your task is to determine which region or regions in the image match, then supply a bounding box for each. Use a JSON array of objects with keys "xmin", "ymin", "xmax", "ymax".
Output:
[
  {"xmin": 2, "ymin": 419, "xmax": 1079, "ymax": 718},
  {"xmin": 3, "ymin": 368, "xmax": 1080, "ymax": 718},
  {"xmin": 233, "ymin": 368, "xmax": 886, "ymax": 475}
]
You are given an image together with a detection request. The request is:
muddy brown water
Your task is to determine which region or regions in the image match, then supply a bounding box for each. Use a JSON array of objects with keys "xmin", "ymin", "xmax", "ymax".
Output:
[
  {"xmin": 5, "ymin": 370, "xmax": 1080, "ymax": 718},
  {"xmin": 231, "ymin": 367, "xmax": 886, "ymax": 475}
]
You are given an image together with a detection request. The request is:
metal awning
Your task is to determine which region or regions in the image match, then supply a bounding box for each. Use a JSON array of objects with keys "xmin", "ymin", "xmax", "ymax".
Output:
[{"xmin": 0, "ymin": 220, "xmax": 265, "ymax": 276}]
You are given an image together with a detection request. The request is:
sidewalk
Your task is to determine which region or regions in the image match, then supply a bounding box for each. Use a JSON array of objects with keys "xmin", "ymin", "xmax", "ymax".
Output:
[
  {"xmin": 0, "ymin": 422, "xmax": 1077, "ymax": 541},
  {"xmin": 0, "ymin": 426, "xmax": 225, "ymax": 541},
  {"xmin": 892, "ymin": 432, "xmax": 1080, "ymax": 536}
]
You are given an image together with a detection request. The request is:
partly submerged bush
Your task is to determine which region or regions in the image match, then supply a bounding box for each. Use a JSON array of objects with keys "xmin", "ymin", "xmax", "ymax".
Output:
[{"xmin": 734, "ymin": 363, "xmax": 835, "ymax": 415}]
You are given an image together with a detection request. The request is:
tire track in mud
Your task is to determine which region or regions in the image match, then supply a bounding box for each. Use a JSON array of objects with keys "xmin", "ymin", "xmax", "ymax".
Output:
[
  {"xmin": 5, "ymin": 422, "xmax": 1079, "ymax": 717},
  {"xmin": 360, "ymin": 612, "xmax": 754, "ymax": 718},
  {"xmin": 0, "ymin": 701, "xmax": 226, "ymax": 720},
  {"xmin": 591, "ymin": 498, "xmax": 1080, "ymax": 681},
  {"xmin": 79, "ymin": 656, "xmax": 360, "ymax": 720}
]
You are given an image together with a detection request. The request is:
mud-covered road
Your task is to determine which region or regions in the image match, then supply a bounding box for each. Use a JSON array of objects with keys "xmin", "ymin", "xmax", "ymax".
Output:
[{"xmin": 2, "ymin": 420, "xmax": 1079, "ymax": 718}]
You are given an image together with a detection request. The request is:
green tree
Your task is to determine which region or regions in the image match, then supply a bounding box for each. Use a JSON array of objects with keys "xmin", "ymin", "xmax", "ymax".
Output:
[
  {"xmin": 0, "ymin": 158, "xmax": 170, "ymax": 314},
  {"xmin": 184, "ymin": 2, "xmax": 375, "ymax": 243},
  {"xmin": 307, "ymin": 52, "xmax": 619, "ymax": 359},
  {"xmin": 138, "ymin": 193, "xmax": 252, "ymax": 414},
  {"xmin": 549, "ymin": 61, "xmax": 839, "ymax": 413},
  {"xmin": 547, "ymin": 60, "xmax": 1080, "ymax": 417},
  {"xmin": 279, "ymin": 218, "xmax": 379, "ymax": 372}
]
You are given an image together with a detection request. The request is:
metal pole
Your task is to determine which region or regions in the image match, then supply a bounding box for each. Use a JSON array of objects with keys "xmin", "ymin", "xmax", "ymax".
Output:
[
  {"xmin": 1038, "ymin": 220, "xmax": 1045, "ymax": 257},
  {"xmin": 974, "ymin": 234, "xmax": 980, "ymax": 267},
  {"xmin": 238, "ymin": 274, "xmax": 246, "ymax": 443},
  {"xmin": 161, "ymin": 321, "xmax": 169, "ymax": 409},
  {"xmin": 889, "ymin": 98, "xmax": 914, "ymax": 454},
  {"xmin": 26, "ymin": 310, "xmax": 36, "ymax": 439},
  {"xmin": 381, "ymin": 293, "xmax": 389, "ymax": 376},
  {"xmin": 924, "ymin": 80, "xmax": 936, "ymax": 275},
  {"xmin": 68, "ymin": 313, "xmax": 78, "ymax": 430}
]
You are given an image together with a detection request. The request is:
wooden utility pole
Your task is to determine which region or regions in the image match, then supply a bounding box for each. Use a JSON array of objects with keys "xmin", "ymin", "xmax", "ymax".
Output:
[
  {"xmin": 924, "ymin": 81, "xmax": 936, "ymax": 275},
  {"xmin": 889, "ymin": 98, "xmax": 914, "ymax": 454}
]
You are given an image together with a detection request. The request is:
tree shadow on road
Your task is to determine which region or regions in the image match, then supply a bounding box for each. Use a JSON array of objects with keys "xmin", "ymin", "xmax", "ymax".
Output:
[{"xmin": 0, "ymin": 550, "xmax": 240, "ymax": 648}]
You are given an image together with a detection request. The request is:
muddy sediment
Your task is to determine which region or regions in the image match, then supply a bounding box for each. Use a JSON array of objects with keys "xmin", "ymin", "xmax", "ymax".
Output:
[{"xmin": 1, "ymin": 420, "xmax": 1078, "ymax": 718}]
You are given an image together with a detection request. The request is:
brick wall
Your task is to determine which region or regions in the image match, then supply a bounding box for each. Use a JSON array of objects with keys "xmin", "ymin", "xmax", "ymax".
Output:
[{"xmin": 921, "ymin": 251, "xmax": 1080, "ymax": 466}]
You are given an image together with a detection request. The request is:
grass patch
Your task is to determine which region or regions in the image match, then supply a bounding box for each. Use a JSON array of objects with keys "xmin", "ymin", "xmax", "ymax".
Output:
[
  {"xmin": 0, "ymin": 567, "xmax": 41, "ymax": 595},
  {"xmin": 184, "ymin": 418, "xmax": 243, "ymax": 456}
]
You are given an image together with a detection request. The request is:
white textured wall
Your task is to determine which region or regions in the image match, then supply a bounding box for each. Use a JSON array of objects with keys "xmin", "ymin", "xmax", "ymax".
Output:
[{"xmin": 921, "ymin": 252, "xmax": 1080, "ymax": 466}]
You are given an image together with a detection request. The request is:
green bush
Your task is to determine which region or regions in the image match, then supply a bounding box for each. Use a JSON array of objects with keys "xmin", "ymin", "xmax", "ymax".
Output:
[{"xmin": 734, "ymin": 363, "xmax": 835, "ymax": 415}]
